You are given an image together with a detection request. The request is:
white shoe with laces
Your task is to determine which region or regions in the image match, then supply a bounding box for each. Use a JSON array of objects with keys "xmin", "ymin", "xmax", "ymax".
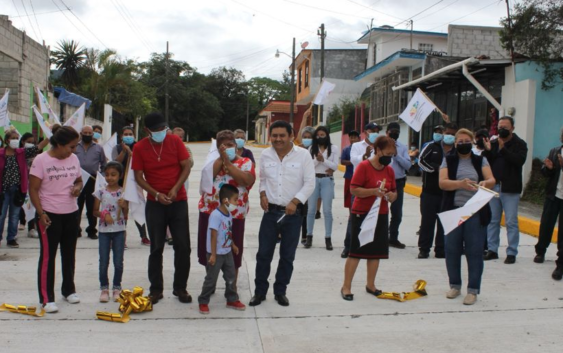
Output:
[
  {"xmin": 65, "ymin": 293, "xmax": 80, "ymax": 304},
  {"xmin": 42, "ymin": 302, "xmax": 58, "ymax": 313},
  {"xmin": 27, "ymin": 229, "xmax": 39, "ymax": 238}
]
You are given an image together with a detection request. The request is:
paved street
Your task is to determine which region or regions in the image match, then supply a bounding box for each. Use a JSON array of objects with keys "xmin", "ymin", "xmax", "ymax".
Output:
[{"xmin": 1, "ymin": 142, "xmax": 562, "ymax": 353}]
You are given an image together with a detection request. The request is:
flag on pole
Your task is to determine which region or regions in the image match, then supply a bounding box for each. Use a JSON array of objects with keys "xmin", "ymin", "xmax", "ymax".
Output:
[
  {"xmin": 33, "ymin": 106, "xmax": 53, "ymax": 138},
  {"xmin": 102, "ymin": 133, "xmax": 118, "ymax": 161},
  {"xmin": 313, "ymin": 80, "xmax": 336, "ymax": 105},
  {"xmin": 47, "ymin": 106, "xmax": 62, "ymax": 126},
  {"xmin": 80, "ymin": 168, "xmax": 92, "ymax": 191},
  {"xmin": 35, "ymin": 87, "xmax": 50, "ymax": 114},
  {"xmin": 438, "ymin": 188, "xmax": 496, "ymax": 235},
  {"xmin": 64, "ymin": 103, "xmax": 86, "ymax": 133},
  {"xmin": 0, "ymin": 89, "xmax": 9, "ymax": 128},
  {"xmin": 200, "ymin": 139, "xmax": 219, "ymax": 195},
  {"xmin": 122, "ymin": 156, "xmax": 146, "ymax": 225},
  {"xmin": 94, "ymin": 172, "xmax": 108, "ymax": 196},
  {"xmin": 398, "ymin": 88, "xmax": 437, "ymax": 132}
]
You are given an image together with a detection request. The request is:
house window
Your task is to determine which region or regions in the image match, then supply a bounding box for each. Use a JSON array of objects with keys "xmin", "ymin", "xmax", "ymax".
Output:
[
  {"xmin": 298, "ymin": 68, "xmax": 302, "ymax": 93},
  {"xmin": 305, "ymin": 61, "xmax": 309, "ymax": 88},
  {"xmin": 418, "ymin": 43, "xmax": 433, "ymax": 52}
]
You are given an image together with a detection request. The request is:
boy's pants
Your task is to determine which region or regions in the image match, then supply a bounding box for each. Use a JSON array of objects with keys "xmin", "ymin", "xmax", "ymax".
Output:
[{"xmin": 198, "ymin": 252, "xmax": 238, "ymax": 304}]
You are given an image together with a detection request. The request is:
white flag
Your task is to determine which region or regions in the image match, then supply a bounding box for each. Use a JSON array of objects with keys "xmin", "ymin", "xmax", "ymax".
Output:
[
  {"xmin": 32, "ymin": 106, "xmax": 53, "ymax": 139},
  {"xmin": 22, "ymin": 195, "xmax": 36, "ymax": 224},
  {"xmin": 438, "ymin": 188, "xmax": 496, "ymax": 235},
  {"xmin": 398, "ymin": 88, "xmax": 437, "ymax": 132},
  {"xmin": 94, "ymin": 172, "xmax": 108, "ymax": 196},
  {"xmin": 0, "ymin": 90, "xmax": 9, "ymax": 128},
  {"xmin": 64, "ymin": 103, "xmax": 86, "ymax": 133},
  {"xmin": 35, "ymin": 87, "xmax": 50, "ymax": 114},
  {"xmin": 80, "ymin": 168, "xmax": 92, "ymax": 191},
  {"xmin": 47, "ymin": 106, "xmax": 62, "ymax": 126},
  {"xmin": 200, "ymin": 139, "xmax": 219, "ymax": 195},
  {"xmin": 122, "ymin": 156, "xmax": 146, "ymax": 225},
  {"xmin": 102, "ymin": 132, "xmax": 118, "ymax": 161},
  {"xmin": 358, "ymin": 197, "xmax": 382, "ymax": 247},
  {"xmin": 313, "ymin": 80, "xmax": 336, "ymax": 105}
]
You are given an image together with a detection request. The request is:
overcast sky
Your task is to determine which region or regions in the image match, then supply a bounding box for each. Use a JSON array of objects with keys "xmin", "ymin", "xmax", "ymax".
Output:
[{"xmin": 4, "ymin": 0, "xmax": 511, "ymax": 80}]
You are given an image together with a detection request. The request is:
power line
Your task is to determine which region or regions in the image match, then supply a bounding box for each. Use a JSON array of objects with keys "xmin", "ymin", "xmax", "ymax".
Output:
[
  {"xmin": 414, "ymin": 0, "xmax": 462, "ymax": 22},
  {"xmin": 51, "ymin": 0, "xmax": 91, "ymax": 44},
  {"xmin": 114, "ymin": 0, "xmax": 154, "ymax": 52},
  {"xmin": 19, "ymin": 0, "xmax": 39, "ymax": 40},
  {"xmin": 59, "ymin": 0, "xmax": 109, "ymax": 49},
  {"xmin": 29, "ymin": 0, "xmax": 44, "ymax": 41},
  {"xmin": 10, "ymin": 8, "xmax": 68, "ymax": 18},
  {"xmin": 394, "ymin": 0, "xmax": 445, "ymax": 27},
  {"xmin": 344, "ymin": 0, "xmax": 405, "ymax": 21},
  {"xmin": 229, "ymin": 0, "xmax": 312, "ymax": 33},
  {"xmin": 425, "ymin": 0, "xmax": 502, "ymax": 31},
  {"xmin": 109, "ymin": 0, "xmax": 152, "ymax": 52}
]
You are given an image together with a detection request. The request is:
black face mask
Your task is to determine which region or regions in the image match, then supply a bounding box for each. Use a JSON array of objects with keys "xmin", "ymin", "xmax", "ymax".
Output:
[
  {"xmin": 379, "ymin": 155, "xmax": 392, "ymax": 166},
  {"xmin": 476, "ymin": 139, "xmax": 485, "ymax": 149},
  {"xmin": 498, "ymin": 128, "xmax": 510, "ymax": 138},
  {"xmin": 389, "ymin": 132, "xmax": 400, "ymax": 141},
  {"xmin": 457, "ymin": 143, "xmax": 473, "ymax": 155},
  {"xmin": 316, "ymin": 137, "xmax": 328, "ymax": 145},
  {"xmin": 81, "ymin": 135, "xmax": 93, "ymax": 143}
]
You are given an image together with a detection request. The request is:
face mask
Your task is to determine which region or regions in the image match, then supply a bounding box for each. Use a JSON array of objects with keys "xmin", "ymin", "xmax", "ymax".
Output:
[
  {"xmin": 476, "ymin": 139, "xmax": 485, "ymax": 149},
  {"xmin": 82, "ymin": 135, "xmax": 93, "ymax": 143},
  {"xmin": 225, "ymin": 147, "xmax": 236, "ymax": 161},
  {"xmin": 379, "ymin": 155, "xmax": 392, "ymax": 166},
  {"xmin": 433, "ymin": 133, "xmax": 443, "ymax": 143},
  {"xmin": 226, "ymin": 201, "xmax": 237, "ymax": 213},
  {"xmin": 9, "ymin": 140, "xmax": 19, "ymax": 149},
  {"xmin": 389, "ymin": 131, "xmax": 400, "ymax": 141},
  {"xmin": 235, "ymin": 138, "xmax": 245, "ymax": 149},
  {"xmin": 122, "ymin": 136, "xmax": 135, "ymax": 145},
  {"xmin": 410, "ymin": 146, "xmax": 416, "ymax": 151},
  {"xmin": 368, "ymin": 132, "xmax": 379, "ymax": 144},
  {"xmin": 150, "ymin": 129, "xmax": 167, "ymax": 143},
  {"xmin": 498, "ymin": 128, "xmax": 510, "ymax": 138},
  {"xmin": 443, "ymin": 134, "xmax": 455, "ymax": 145},
  {"xmin": 24, "ymin": 143, "xmax": 35, "ymax": 148},
  {"xmin": 316, "ymin": 136, "xmax": 328, "ymax": 145},
  {"xmin": 302, "ymin": 138, "xmax": 312, "ymax": 147},
  {"xmin": 93, "ymin": 132, "xmax": 102, "ymax": 140},
  {"xmin": 456, "ymin": 143, "xmax": 473, "ymax": 155}
]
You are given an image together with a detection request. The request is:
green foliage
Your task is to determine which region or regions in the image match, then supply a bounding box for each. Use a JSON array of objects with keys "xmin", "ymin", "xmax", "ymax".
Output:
[
  {"xmin": 51, "ymin": 40, "xmax": 86, "ymax": 90},
  {"xmin": 327, "ymin": 97, "xmax": 358, "ymax": 125},
  {"xmin": 522, "ymin": 158, "xmax": 548, "ymax": 205}
]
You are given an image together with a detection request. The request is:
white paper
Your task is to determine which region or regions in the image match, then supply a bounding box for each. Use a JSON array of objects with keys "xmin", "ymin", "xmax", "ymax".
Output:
[
  {"xmin": 102, "ymin": 132, "xmax": 118, "ymax": 161},
  {"xmin": 398, "ymin": 88, "xmax": 437, "ymax": 132},
  {"xmin": 22, "ymin": 195, "xmax": 36, "ymax": 225},
  {"xmin": 358, "ymin": 197, "xmax": 382, "ymax": 247},
  {"xmin": 313, "ymin": 80, "xmax": 336, "ymax": 106},
  {"xmin": 94, "ymin": 172, "xmax": 108, "ymax": 196},
  {"xmin": 438, "ymin": 188, "xmax": 495, "ymax": 235}
]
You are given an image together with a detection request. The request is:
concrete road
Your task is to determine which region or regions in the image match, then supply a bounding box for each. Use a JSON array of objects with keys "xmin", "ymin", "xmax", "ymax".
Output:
[{"xmin": 1, "ymin": 142, "xmax": 562, "ymax": 353}]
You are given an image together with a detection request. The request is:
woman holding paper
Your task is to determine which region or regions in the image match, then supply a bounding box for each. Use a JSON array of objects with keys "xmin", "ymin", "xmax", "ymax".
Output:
[
  {"xmin": 439, "ymin": 128, "xmax": 495, "ymax": 305},
  {"xmin": 341, "ymin": 136, "xmax": 397, "ymax": 301}
]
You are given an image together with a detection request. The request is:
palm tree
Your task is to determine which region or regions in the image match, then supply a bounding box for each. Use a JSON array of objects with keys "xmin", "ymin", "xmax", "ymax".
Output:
[{"xmin": 51, "ymin": 40, "xmax": 86, "ymax": 90}]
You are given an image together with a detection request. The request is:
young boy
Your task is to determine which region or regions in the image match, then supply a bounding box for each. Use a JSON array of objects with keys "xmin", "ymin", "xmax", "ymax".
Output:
[{"xmin": 198, "ymin": 184, "xmax": 246, "ymax": 314}]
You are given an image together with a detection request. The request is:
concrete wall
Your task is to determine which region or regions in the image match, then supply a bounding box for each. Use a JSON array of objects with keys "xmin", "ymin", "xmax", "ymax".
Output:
[
  {"xmin": 447, "ymin": 25, "xmax": 508, "ymax": 58},
  {"xmin": 368, "ymin": 34, "xmax": 447, "ymax": 66},
  {"xmin": 310, "ymin": 50, "xmax": 367, "ymax": 81}
]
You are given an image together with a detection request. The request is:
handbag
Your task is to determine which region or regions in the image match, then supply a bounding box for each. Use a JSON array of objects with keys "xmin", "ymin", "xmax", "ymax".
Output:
[{"xmin": 13, "ymin": 189, "xmax": 26, "ymax": 207}]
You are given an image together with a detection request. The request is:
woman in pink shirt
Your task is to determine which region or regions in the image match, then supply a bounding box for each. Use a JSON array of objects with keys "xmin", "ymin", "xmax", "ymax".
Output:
[{"xmin": 29, "ymin": 126, "xmax": 83, "ymax": 313}]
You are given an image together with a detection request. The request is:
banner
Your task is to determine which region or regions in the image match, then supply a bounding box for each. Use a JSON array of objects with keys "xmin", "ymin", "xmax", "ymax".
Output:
[
  {"xmin": 438, "ymin": 188, "xmax": 496, "ymax": 235},
  {"xmin": 102, "ymin": 133, "xmax": 118, "ymax": 161},
  {"xmin": 313, "ymin": 80, "xmax": 336, "ymax": 106},
  {"xmin": 64, "ymin": 103, "xmax": 86, "ymax": 133},
  {"xmin": 35, "ymin": 87, "xmax": 50, "ymax": 114},
  {"xmin": 81, "ymin": 168, "xmax": 92, "ymax": 191},
  {"xmin": 32, "ymin": 106, "xmax": 53, "ymax": 138},
  {"xmin": 0, "ymin": 90, "xmax": 9, "ymax": 128},
  {"xmin": 398, "ymin": 88, "xmax": 437, "ymax": 132}
]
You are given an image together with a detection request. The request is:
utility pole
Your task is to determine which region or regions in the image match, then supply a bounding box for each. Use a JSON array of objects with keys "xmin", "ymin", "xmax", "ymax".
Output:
[
  {"xmin": 290, "ymin": 37, "xmax": 295, "ymax": 125},
  {"xmin": 165, "ymin": 41, "xmax": 170, "ymax": 125},
  {"xmin": 318, "ymin": 23, "xmax": 326, "ymax": 125},
  {"xmin": 409, "ymin": 20, "xmax": 413, "ymax": 50}
]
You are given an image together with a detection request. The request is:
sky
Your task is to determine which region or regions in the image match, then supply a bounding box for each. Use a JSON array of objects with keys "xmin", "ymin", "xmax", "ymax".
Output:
[{"xmin": 3, "ymin": 0, "xmax": 512, "ymax": 80}]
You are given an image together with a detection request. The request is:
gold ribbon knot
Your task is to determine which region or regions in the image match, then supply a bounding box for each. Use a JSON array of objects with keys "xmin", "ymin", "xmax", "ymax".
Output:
[
  {"xmin": 376, "ymin": 280, "xmax": 428, "ymax": 302},
  {"xmin": 0, "ymin": 303, "xmax": 45, "ymax": 317},
  {"xmin": 96, "ymin": 287, "xmax": 153, "ymax": 323}
]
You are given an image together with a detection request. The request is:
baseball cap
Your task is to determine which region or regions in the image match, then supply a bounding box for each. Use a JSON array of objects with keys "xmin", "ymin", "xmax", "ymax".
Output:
[
  {"xmin": 364, "ymin": 122, "xmax": 381, "ymax": 132},
  {"xmin": 144, "ymin": 112, "xmax": 167, "ymax": 130}
]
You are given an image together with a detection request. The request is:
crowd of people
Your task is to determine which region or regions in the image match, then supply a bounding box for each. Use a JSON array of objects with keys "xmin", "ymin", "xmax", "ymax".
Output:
[{"xmin": 0, "ymin": 110, "xmax": 561, "ymax": 314}]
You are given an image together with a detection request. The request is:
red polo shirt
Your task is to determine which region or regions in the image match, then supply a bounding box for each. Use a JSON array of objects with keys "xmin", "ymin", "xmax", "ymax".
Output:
[{"xmin": 132, "ymin": 134, "xmax": 190, "ymax": 201}]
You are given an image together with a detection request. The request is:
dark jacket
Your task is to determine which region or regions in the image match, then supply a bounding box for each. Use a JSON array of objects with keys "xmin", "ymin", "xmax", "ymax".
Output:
[
  {"xmin": 419, "ymin": 141, "xmax": 455, "ymax": 195},
  {"xmin": 482, "ymin": 133, "xmax": 528, "ymax": 194},
  {"xmin": 0, "ymin": 148, "xmax": 29, "ymax": 194},
  {"xmin": 541, "ymin": 145, "xmax": 563, "ymax": 200}
]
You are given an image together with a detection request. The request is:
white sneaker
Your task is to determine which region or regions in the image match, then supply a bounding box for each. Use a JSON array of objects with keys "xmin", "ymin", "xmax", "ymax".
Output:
[
  {"xmin": 65, "ymin": 293, "xmax": 80, "ymax": 304},
  {"xmin": 27, "ymin": 229, "xmax": 39, "ymax": 238},
  {"xmin": 42, "ymin": 302, "xmax": 58, "ymax": 313}
]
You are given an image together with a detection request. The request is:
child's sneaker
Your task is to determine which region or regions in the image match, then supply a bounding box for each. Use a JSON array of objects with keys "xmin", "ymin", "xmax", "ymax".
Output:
[
  {"xmin": 112, "ymin": 289, "xmax": 121, "ymax": 302},
  {"xmin": 199, "ymin": 304, "xmax": 209, "ymax": 315},
  {"xmin": 65, "ymin": 293, "xmax": 80, "ymax": 304},
  {"xmin": 99, "ymin": 290, "xmax": 109, "ymax": 303},
  {"xmin": 141, "ymin": 237, "xmax": 151, "ymax": 246},
  {"xmin": 226, "ymin": 300, "xmax": 246, "ymax": 311},
  {"xmin": 42, "ymin": 302, "xmax": 58, "ymax": 313}
]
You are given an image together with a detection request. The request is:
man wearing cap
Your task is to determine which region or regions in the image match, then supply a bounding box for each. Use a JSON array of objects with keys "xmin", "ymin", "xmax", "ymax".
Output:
[
  {"xmin": 340, "ymin": 130, "xmax": 360, "ymax": 258},
  {"xmin": 386, "ymin": 122, "xmax": 411, "ymax": 249},
  {"xmin": 132, "ymin": 112, "xmax": 193, "ymax": 304},
  {"xmin": 350, "ymin": 123, "xmax": 381, "ymax": 168}
]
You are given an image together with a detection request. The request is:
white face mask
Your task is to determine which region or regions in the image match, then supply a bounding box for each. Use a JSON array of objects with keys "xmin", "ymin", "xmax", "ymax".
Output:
[
  {"xmin": 226, "ymin": 202, "xmax": 237, "ymax": 213},
  {"xmin": 9, "ymin": 140, "xmax": 20, "ymax": 149}
]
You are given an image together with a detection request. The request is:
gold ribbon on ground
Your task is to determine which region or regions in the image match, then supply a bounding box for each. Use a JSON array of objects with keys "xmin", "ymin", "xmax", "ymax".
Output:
[
  {"xmin": 96, "ymin": 286, "xmax": 152, "ymax": 323},
  {"xmin": 376, "ymin": 280, "xmax": 428, "ymax": 302},
  {"xmin": 0, "ymin": 303, "xmax": 45, "ymax": 317}
]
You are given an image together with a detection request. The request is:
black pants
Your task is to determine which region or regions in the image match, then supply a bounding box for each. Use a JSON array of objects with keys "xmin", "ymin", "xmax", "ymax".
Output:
[
  {"xmin": 146, "ymin": 200, "xmax": 191, "ymax": 293},
  {"xmin": 389, "ymin": 178, "xmax": 406, "ymax": 241},
  {"xmin": 418, "ymin": 191, "xmax": 445, "ymax": 254},
  {"xmin": 77, "ymin": 177, "xmax": 97, "ymax": 236},
  {"xmin": 535, "ymin": 197, "xmax": 563, "ymax": 267},
  {"xmin": 37, "ymin": 212, "xmax": 78, "ymax": 304}
]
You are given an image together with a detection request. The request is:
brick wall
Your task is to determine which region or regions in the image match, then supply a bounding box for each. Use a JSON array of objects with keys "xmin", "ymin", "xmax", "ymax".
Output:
[{"xmin": 447, "ymin": 25, "xmax": 509, "ymax": 59}]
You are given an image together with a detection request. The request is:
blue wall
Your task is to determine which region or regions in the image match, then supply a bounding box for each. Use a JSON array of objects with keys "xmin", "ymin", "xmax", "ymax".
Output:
[{"xmin": 515, "ymin": 62, "xmax": 563, "ymax": 159}]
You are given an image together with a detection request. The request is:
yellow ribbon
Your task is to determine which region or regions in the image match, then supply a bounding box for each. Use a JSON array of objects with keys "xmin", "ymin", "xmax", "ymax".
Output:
[
  {"xmin": 376, "ymin": 280, "xmax": 428, "ymax": 302},
  {"xmin": 0, "ymin": 303, "xmax": 45, "ymax": 317},
  {"xmin": 96, "ymin": 287, "xmax": 152, "ymax": 323}
]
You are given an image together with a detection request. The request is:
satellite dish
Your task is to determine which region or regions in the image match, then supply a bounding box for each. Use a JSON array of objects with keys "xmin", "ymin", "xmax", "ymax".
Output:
[{"xmin": 301, "ymin": 41, "xmax": 309, "ymax": 49}]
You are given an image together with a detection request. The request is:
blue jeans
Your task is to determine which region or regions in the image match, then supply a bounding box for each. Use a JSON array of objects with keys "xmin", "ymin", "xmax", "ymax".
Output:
[
  {"xmin": 487, "ymin": 184, "xmax": 520, "ymax": 256},
  {"xmin": 0, "ymin": 185, "xmax": 22, "ymax": 242},
  {"xmin": 306, "ymin": 177, "xmax": 334, "ymax": 238},
  {"xmin": 445, "ymin": 213, "xmax": 487, "ymax": 294},
  {"xmin": 255, "ymin": 208, "xmax": 302, "ymax": 296},
  {"xmin": 98, "ymin": 231, "xmax": 125, "ymax": 289}
]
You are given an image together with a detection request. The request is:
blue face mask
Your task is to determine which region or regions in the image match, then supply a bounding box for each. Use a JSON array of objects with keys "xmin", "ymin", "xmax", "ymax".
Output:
[
  {"xmin": 122, "ymin": 136, "xmax": 135, "ymax": 145},
  {"xmin": 150, "ymin": 129, "xmax": 167, "ymax": 143},
  {"xmin": 302, "ymin": 138, "xmax": 312, "ymax": 147},
  {"xmin": 443, "ymin": 134, "xmax": 455, "ymax": 145},
  {"xmin": 368, "ymin": 132, "xmax": 379, "ymax": 144},
  {"xmin": 93, "ymin": 132, "xmax": 102, "ymax": 140},
  {"xmin": 225, "ymin": 147, "xmax": 236, "ymax": 161},
  {"xmin": 235, "ymin": 138, "xmax": 245, "ymax": 149},
  {"xmin": 433, "ymin": 133, "xmax": 443, "ymax": 143}
]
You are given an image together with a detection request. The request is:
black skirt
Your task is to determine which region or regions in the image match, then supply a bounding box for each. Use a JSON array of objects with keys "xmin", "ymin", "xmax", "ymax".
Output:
[{"xmin": 349, "ymin": 213, "xmax": 389, "ymax": 259}]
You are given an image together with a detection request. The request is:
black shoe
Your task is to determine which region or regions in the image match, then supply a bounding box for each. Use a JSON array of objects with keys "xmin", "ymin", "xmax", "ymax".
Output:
[
  {"xmin": 249, "ymin": 294, "xmax": 266, "ymax": 306},
  {"xmin": 315, "ymin": 211, "xmax": 321, "ymax": 219},
  {"xmin": 88, "ymin": 235, "xmax": 98, "ymax": 240},
  {"xmin": 435, "ymin": 252, "xmax": 445, "ymax": 259},
  {"xmin": 389, "ymin": 240, "xmax": 406, "ymax": 249},
  {"xmin": 341, "ymin": 289, "xmax": 353, "ymax": 301},
  {"xmin": 552, "ymin": 267, "xmax": 563, "ymax": 281},
  {"xmin": 172, "ymin": 290, "xmax": 192, "ymax": 303},
  {"xmin": 533, "ymin": 255, "xmax": 545, "ymax": 263},
  {"xmin": 274, "ymin": 294, "xmax": 290, "ymax": 306},
  {"xmin": 304, "ymin": 235, "xmax": 312, "ymax": 249},
  {"xmin": 365, "ymin": 286, "xmax": 383, "ymax": 296},
  {"xmin": 7, "ymin": 240, "xmax": 19, "ymax": 248},
  {"xmin": 504, "ymin": 255, "xmax": 516, "ymax": 264},
  {"xmin": 325, "ymin": 238, "xmax": 333, "ymax": 251},
  {"xmin": 148, "ymin": 292, "xmax": 163, "ymax": 304},
  {"xmin": 341, "ymin": 248, "xmax": 349, "ymax": 258},
  {"xmin": 300, "ymin": 236, "xmax": 307, "ymax": 245},
  {"xmin": 418, "ymin": 250, "xmax": 429, "ymax": 259},
  {"xmin": 483, "ymin": 251, "xmax": 499, "ymax": 260}
]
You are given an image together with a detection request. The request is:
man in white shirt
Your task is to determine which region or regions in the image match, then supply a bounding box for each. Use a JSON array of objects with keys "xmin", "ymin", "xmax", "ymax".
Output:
[
  {"xmin": 350, "ymin": 123, "xmax": 381, "ymax": 168},
  {"xmin": 250, "ymin": 120, "xmax": 315, "ymax": 307}
]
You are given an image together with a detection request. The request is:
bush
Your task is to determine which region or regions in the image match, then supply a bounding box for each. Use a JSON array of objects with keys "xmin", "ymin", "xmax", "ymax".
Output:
[{"xmin": 521, "ymin": 157, "xmax": 547, "ymax": 205}]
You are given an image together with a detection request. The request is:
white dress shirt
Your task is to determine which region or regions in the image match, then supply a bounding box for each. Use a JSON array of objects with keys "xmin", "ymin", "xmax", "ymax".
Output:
[
  {"xmin": 311, "ymin": 144, "xmax": 340, "ymax": 174},
  {"xmin": 259, "ymin": 145, "xmax": 316, "ymax": 206},
  {"xmin": 351, "ymin": 139, "xmax": 372, "ymax": 168}
]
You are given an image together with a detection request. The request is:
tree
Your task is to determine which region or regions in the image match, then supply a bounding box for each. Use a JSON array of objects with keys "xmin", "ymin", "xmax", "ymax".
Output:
[
  {"xmin": 205, "ymin": 67, "xmax": 248, "ymax": 132},
  {"xmin": 500, "ymin": 0, "xmax": 563, "ymax": 89},
  {"xmin": 51, "ymin": 40, "xmax": 86, "ymax": 90}
]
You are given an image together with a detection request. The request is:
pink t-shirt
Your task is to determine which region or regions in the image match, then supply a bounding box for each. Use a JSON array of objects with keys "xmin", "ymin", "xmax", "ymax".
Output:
[{"xmin": 30, "ymin": 152, "xmax": 81, "ymax": 214}]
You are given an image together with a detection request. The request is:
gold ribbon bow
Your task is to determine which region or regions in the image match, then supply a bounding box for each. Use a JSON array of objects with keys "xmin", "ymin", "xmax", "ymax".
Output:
[
  {"xmin": 0, "ymin": 303, "xmax": 45, "ymax": 317},
  {"xmin": 376, "ymin": 280, "xmax": 428, "ymax": 302},
  {"xmin": 96, "ymin": 287, "xmax": 153, "ymax": 323}
]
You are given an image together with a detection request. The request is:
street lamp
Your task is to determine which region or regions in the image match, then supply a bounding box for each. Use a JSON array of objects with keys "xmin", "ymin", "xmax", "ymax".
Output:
[{"xmin": 275, "ymin": 38, "xmax": 296, "ymax": 125}]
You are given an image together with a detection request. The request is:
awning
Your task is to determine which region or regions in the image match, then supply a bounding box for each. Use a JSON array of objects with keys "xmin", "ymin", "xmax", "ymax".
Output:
[
  {"xmin": 54, "ymin": 87, "xmax": 92, "ymax": 109},
  {"xmin": 354, "ymin": 51, "xmax": 426, "ymax": 83}
]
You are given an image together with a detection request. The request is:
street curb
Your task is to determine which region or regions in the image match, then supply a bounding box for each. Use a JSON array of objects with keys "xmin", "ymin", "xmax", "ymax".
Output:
[{"xmin": 404, "ymin": 183, "xmax": 558, "ymax": 243}]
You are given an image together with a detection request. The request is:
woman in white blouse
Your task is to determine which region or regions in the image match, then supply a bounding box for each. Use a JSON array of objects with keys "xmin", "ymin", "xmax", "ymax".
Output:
[{"xmin": 304, "ymin": 126, "xmax": 340, "ymax": 250}]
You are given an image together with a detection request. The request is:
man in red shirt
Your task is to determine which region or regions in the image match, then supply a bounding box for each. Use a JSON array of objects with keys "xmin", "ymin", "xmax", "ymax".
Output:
[{"xmin": 133, "ymin": 112, "xmax": 192, "ymax": 304}]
